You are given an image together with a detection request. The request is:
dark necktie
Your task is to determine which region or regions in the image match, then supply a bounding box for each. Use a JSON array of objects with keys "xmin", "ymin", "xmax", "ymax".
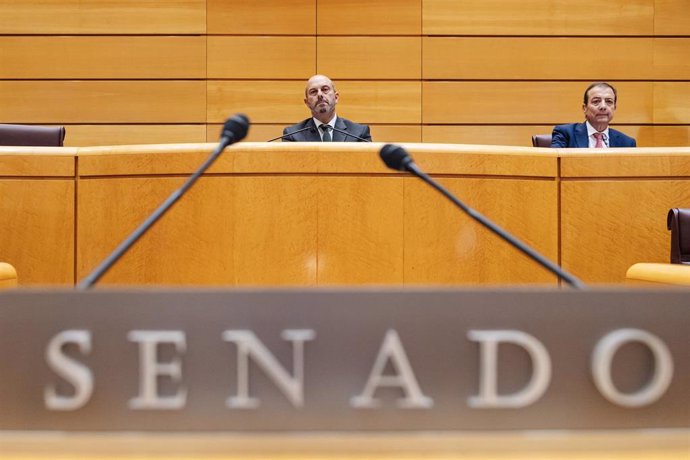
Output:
[{"xmin": 320, "ymin": 124, "xmax": 332, "ymax": 142}]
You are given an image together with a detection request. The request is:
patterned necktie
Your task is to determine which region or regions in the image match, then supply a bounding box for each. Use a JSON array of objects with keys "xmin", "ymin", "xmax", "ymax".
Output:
[
  {"xmin": 320, "ymin": 124, "xmax": 332, "ymax": 142},
  {"xmin": 593, "ymin": 132, "xmax": 604, "ymax": 148}
]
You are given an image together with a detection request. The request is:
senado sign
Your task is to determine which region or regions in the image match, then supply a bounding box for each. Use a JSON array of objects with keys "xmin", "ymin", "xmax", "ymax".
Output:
[{"xmin": 0, "ymin": 289, "xmax": 687, "ymax": 431}]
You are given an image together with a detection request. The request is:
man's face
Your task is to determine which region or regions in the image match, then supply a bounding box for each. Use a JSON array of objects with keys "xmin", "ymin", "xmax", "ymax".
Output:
[
  {"xmin": 304, "ymin": 76, "xmax": 339, "ymax": 121},
  {"xmin": 583, "ymin": 85, "xmax": 616, "ymax": 129}
]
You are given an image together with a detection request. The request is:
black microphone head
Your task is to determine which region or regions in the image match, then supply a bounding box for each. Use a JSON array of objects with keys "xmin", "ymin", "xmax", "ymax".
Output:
[
  {"xmin": 220, "ymin": 113, "xmax": 250, "ymax": 144},
  {"xmin": 380, "ymin": 144, "xmax": 413, "ymax": 171}
]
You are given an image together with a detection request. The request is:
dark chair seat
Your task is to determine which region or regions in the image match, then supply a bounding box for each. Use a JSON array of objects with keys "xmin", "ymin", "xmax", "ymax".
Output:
[
  {"xmin": 667, "ymin": 208, "xmax": 690, "ymax": 264},
  {"xmin": 0, "ymin": 124, "xmax": 66, "ymax": 147},
  {"xmin": 531, "ymin": 134, "xmax": 552, "ymax": 148}
]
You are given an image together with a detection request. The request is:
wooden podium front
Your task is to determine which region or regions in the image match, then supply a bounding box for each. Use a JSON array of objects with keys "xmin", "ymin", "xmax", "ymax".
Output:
[{"xmin": 1, "ymin": 143, "xmax": 689, "ymax": 286}]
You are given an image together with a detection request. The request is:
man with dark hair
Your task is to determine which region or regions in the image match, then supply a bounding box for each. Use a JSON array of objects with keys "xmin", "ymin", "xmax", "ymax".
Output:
[
  {"xmin": 551, "ymin": 82, "xmax": 636, "ymax": 148},
  {"xmin": 281, "ymin": 75, "xmax": 372, "ymax": 142}
]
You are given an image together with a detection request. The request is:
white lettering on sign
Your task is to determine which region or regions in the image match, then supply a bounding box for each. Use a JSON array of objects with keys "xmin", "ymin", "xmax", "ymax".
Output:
[
  {"xmin": 591, "ymin": 328, "xmax": 674, "ymax": 407},
  {"xmin": 467, "ymin": 330, "xmax": 551, "ymax": 409},
  {"xmin": 44, "ymin": 330, "xmax": 94, "ymax": 411},
  {"xmin": 223, "ymin": 329, "xmax": 316, "ymax": 408},
  {"xmin": 128, "ymin": 330, "xmax": 187, "ymax": 410},
  {"xmin": 350, "ymin": 329, "xmax": 433, "ymax": 409}
]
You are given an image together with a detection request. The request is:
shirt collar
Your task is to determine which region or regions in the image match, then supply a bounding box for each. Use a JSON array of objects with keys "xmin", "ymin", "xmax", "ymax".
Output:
[
  {"xmin": 585, "ymin": 121, "xmax": 609, "ymax": 139},
  {"xmin": 313, "ymin": 115, "xmax": 337, "ymax": 130}
]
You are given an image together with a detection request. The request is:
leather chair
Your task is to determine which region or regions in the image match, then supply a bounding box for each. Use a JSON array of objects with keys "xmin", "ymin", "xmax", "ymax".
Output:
[
  {"xmin": 531, "ymin": 134, "xmax": 552, "ymax": 148},
  {"xmin": 667, "ymin": 208, "xmax": 690, "ymax": 264},
  {"xmin": 0, "ymin": 123, "xmax": 66, "ymax": 146}
]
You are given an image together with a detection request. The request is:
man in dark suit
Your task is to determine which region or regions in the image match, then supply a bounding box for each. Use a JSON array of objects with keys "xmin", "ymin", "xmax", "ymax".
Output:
[
  {"xmin": 282, "ymin": 75, "xmax": 372, "ymax": 142},
  {"xmin": 551, "ymin": 82, "xmax": 636, "ymax": 148}
]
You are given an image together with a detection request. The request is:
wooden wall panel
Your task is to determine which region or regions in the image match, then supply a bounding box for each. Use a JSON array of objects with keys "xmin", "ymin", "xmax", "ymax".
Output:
[
  {"xmin": 654, "ymin": 0, "xmax": 690, "ymax": 35},
  {"xmin": 65, "ymin": 125, "xmax": 207, "ymax": 147},
  {"xmin": 208, "ymin": 81, "xmax": 422, "ymax": 125},
  {"xmin": 423, "ymin": 125, "xmax": 557, "ymax": 147},
  {"xmin": 653, "ymin": 39, "xmax": 690, "ymax": 79},
  {"xmin": 234, "ymin": 176, "xmax": 319, "ymax": 285},
  {"xmin": 0, "ymin": 179, "xmax": 74, "ymax": 285},
  {"xmin": 318, "ymin": 37, "xmax": 421, "ymax": 79},
  {"xmin": 422, "ymin": 82, "xmax": 653, "ymax": 124},
  {"xmin": 404, "ymin": 177, "xmax": 558, "ymax": 285},
  {"xmin": 208, "ymin": 37, "xmax": 315, "ymax": 79},
  {"xmin": 335, "ymin": 81, "xmax": 422, "ymax": 124},
  {"xmin": 561, "ymin": 180, "xmax": 690, "ymax": 283},
  {"xmin": 317, "ymin": 0, "xmax": 421, "ymax": 35},
  {"xmin": 0, "ymin": 81, "xmax": 206, "ymax": 124},
  {"xmin": 207, "ymin": 0, "xmax": 315, "ymax": 34},
  {"xmin": 207, "ymin": 81, "xmax": 308, "ymax": 124},
  {"xmin": 317, "ymin": 176, "xmax": 404, "ymax": 284},
  {"xmin": 654, "ymin": 83, "xmax": 690, "ymax": 123},
  {"xmin": 0, "ymin": 37, "xmax": 205, "ymax": 79},
  {"xmin": 423, "ymin": 38, "xmax": 654, "ymax": 80},
  {"xmin": 77, "ymin": 177, "xmax": 236, "ymax": 285},
  {"xmin": 423, "ymin": 0, "xmax": 654, "ymax": 35},
  {"xmin": 0, "ymin": 0, "xmax": 206, "ymax": 34},
  {"xmin": 636, "ymin": 126, "xmax": 690, "ymax": 147},
  {"xmin": 369, "ymin": 125, "xmax": 422, "ymax": 143}
]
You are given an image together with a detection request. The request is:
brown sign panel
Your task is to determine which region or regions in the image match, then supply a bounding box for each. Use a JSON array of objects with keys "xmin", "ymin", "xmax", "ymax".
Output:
[{"xmin": 0, "ymin": 288, "xmax": 687, "ymax": 431}]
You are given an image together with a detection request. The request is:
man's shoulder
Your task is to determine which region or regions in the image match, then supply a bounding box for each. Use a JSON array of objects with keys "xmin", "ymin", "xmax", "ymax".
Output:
[
  {"xmin": 339, "ymin": 117, "xmax": 369, "ymax": 129},
  {"xmin": 284, "ymin": 119, "xmax": 313, "ymax": 132},
  {"xmin": 553, "ymin": 123, "xmax": 581, "ymax": 133}
]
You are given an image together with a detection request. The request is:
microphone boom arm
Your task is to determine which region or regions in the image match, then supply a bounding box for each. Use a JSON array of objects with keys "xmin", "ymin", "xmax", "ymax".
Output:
[
  {"xmin": 77, "ymin": 115, "xmax": 249, "ymax": 289},
  {"xmin": 407, "ymin": 162, "xmax": 585, "ymax": 289}
]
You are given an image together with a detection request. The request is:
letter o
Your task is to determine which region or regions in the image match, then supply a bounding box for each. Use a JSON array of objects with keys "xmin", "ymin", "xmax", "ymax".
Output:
[{"xmin": 591, "ymin": 328, "xmax": 673, "ymax": 407}]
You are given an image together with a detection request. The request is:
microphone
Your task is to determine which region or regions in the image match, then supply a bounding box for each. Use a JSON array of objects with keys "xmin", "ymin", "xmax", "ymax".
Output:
[
  {"xmin": 379, "ymin": 144, "xmax": 586, "ymax": 289},
  {"xmin": 77, "ymin": 114, "xmax": 250, "ymax": 290},
  {"xmin": 267, "ymin": 126, "xmax": 314, "ymax": 142},
  {"xmin": 328, "ymin": 125, "xmax": 371, "ymax": 142}
]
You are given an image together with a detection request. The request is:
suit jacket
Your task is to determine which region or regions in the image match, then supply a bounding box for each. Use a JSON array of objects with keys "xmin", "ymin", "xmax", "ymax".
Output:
[
  {"xmin": 281, "ymin": 117, "xmax": 372, "ymax": 142},
  {"xmin": 551, "ymin": 122, "xmax": 636, "ymax": 148}
]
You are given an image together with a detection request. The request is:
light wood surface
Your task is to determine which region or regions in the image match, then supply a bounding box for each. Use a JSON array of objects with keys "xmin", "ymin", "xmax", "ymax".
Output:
[
  {"xmin": 626, "ymin": 262, "xmax": 690, "ymax": 285},
  {"xmin": 0, "ymin": 430, "xmax": 687, "ymax": 459},
  {"xmin": 654, "ymin": 82, "xmax": 690, "ymax": 124},
  {"xmin": 423, "ymin": 37, "xmax": 655, "ymax": 80},
  {"xmin": 0, "ymin": 36, "xmax": 205, "ymax": 79},
  {"xmin": 422, "ymin": 82, "xmax": 655, "ymax": 124},
  {"xmin": 207, "ymin": 0, "xmax": 315, "ymax": 35},
  {"xmin": 0, "ymin": 0, "xmax": 206, "ymax": 34},
  {"xmin": 561, "ymin": 178, "xmax": 690, "ymax": 283},
  {"xmin": 0, "ymin": 178, "xmax": 74, "ymax": 285},
  {"xmin": 208, "ymin": 36, "xmax": 315, "ymax": 79},
  {"xmin": 654, "ymin": 0, "xmax": 690, "ymax": 35},
  {"xmin": 317, "ymin": 0, "xmax": 422, "ymax": 35},
  {"xmin": 0, "ymin": 262, "xmax": 17, "ymax": 288},
  {"xmin": 422, "ymin": 0, "xmax": 654, "ymax": 35},
  {"xmin": 65, "ymin": 125, "xmax": 207, "ymax": 146},
  {"xmin": 0, "ymin": 81, "xmax": 206, "ymax": 123},
  {"xmin": 5, "ymin": 143, "xmax": 690, "ymax": 287},
  {"xmin": 0, "ymin": 1, "xmax": 686, "ymax": 155},
  {"xmin": 318, "ymin": 37, "xmax": 421, "ymax": 79},
  {"xmin": 208, "ymin": 81, "xmax": 422, "ymax": 124}
]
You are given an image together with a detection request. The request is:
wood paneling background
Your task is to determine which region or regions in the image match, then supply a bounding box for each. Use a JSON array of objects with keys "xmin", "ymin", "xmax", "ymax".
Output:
[{"xmin": 0, "ymin": 0, "xmax": 687, "ymax": 147}]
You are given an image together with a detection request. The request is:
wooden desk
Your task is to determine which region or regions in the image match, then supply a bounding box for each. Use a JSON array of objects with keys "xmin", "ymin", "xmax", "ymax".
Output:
[{"xmin": 1, "ymin": 143, "xmax": 689, "ymax": 286}]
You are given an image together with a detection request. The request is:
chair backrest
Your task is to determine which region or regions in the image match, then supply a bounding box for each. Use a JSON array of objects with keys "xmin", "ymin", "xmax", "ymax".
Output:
[
  {"xmin": 667, "ymin": 208, "xmax": 690, "ymax": 264},
  {"xmin": 0, "ymin": 262, "xmax": 18, "ymax": 289},
  {"xmin": 0, "ymin": 124, "xmax": 66, "ymax": 147},
  {"xmin": 531, "ymin": 134, "xmax": 552, "ymax": 148}
]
